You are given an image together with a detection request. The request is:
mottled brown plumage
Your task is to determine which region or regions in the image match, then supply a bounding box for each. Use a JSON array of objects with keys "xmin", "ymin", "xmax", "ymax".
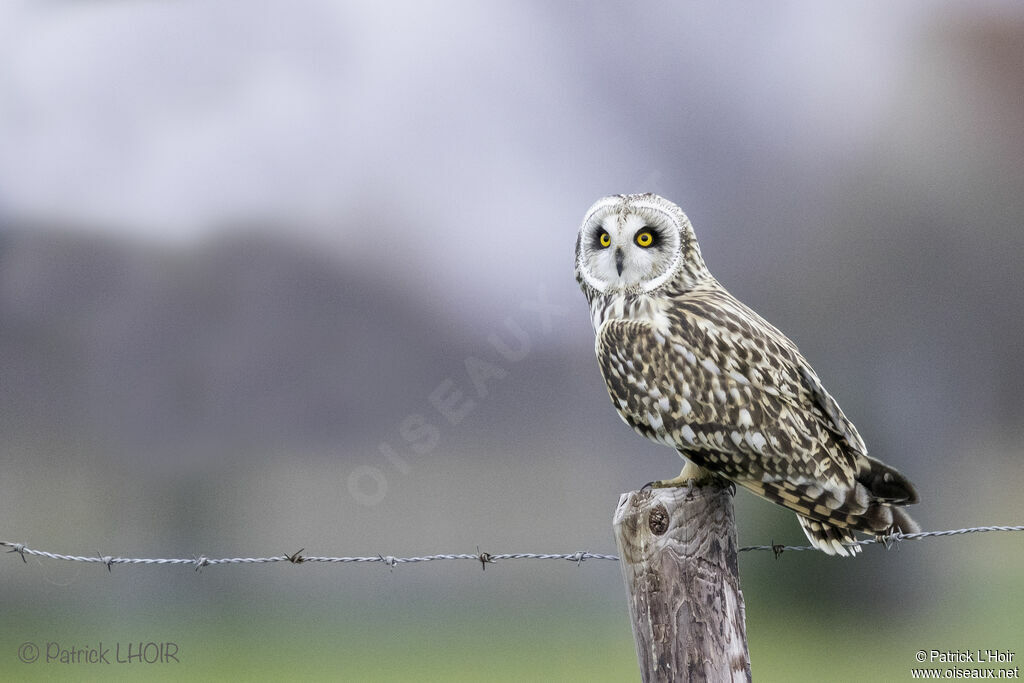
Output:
[{"xmin": 575, "ymin": 193, "xmax": 919, "ymax": 556}]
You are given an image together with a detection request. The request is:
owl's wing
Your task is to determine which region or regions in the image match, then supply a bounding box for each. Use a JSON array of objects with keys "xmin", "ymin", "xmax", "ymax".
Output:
[
  {"xmin": 596, "ymin": 296, "xmax": 868, "ymax": 514},
  {"xmin": 796, "ymin": 363, "xmax": 867, "ymax": 456}
]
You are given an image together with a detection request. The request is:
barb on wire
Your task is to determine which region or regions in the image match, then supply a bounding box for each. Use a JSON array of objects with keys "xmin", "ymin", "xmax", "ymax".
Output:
[
  {"xmin": 0, "ymin": 525, "xmax": 1020, "ymax": 571},
  {"xmin": 476, "ymin": 546, "xmax": 494, "ymax": 571}
]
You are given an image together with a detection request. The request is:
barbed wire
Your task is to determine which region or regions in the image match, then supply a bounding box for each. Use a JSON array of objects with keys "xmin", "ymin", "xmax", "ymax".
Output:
[
  {"xmin": 1, "ymin": 525, "xmax": 1020, "ymax": 571},
  {"xmin": 737, "ymin": 525, "xmax": 1024, "ymax": 557}
]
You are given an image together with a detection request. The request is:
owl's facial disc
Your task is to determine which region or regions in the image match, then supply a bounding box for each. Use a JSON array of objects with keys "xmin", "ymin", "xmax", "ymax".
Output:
[{"xmin": 578, "ymin": 206, "xmax": 681, "ymax": 294}]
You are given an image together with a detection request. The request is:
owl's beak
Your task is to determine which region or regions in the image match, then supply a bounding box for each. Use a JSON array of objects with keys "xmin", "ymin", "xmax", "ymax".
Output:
[{"xmin": 615, "ymin": 248, "xmax": 624, "ymax": 276}]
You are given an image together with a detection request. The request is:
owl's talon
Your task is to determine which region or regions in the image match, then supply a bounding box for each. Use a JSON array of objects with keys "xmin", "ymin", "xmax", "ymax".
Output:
[
  {"xmin": 646, "ymin": 475, "xmax": 695, "ymax": 490},
  {"xmin": 645, "ymin": 461, "xmax": 711, "ymax": 491},
  {"xmin": 647, "ymin": 479, "xmax": 674, "ymax": 489}
]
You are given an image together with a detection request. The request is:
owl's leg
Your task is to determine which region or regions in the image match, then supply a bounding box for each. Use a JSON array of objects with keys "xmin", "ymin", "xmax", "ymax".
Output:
[{"xmin": 645, "ymin": 459, "xmax": 713, "ymax": 489}]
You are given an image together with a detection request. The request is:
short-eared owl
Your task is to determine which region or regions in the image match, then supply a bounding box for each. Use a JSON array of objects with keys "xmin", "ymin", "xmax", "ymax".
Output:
[{"xmin": 575, "ymin": 193, "xmax": 919, "ymax": 556}]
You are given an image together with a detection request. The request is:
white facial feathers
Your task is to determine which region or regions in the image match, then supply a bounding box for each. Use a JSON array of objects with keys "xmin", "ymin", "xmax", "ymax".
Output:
[{"xmin": 574, "ymin": 193, "xmax": 708, "ymax": 295}]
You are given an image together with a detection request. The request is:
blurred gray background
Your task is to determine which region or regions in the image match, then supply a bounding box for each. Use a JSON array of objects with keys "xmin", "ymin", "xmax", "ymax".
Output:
[{"xmin": 2, "ymin": 2, "xmax": 1023, "ymax": 681}]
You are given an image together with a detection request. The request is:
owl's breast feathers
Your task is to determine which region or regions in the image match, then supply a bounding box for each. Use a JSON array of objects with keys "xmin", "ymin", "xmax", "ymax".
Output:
[{"xmin": 595, "ymin": 283, "xmax": 918, "ymax": 545}]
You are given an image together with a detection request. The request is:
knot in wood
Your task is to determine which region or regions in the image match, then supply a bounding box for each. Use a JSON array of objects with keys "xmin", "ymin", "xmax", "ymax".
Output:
[{"xmin": 648, "ymin": 503, "xmax": 670, "ymax": 535}]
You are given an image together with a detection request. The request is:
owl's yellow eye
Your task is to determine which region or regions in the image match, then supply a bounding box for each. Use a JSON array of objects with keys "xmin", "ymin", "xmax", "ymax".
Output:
[
  {"xmin": 599, "ymin": 231, "xmax": 611, "ymax": 248},
  {"xmin": 635, "ymin": 230, "xmax": 654, "ymax": 247}
]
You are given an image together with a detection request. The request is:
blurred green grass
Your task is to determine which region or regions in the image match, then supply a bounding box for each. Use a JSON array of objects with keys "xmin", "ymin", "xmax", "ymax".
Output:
[
  {"xmin": 2, "ymin": 603, "xmax": 636, "ymax": 682},
  {"xmin": 4, "ymin": 587, "xmax": 1021, "ymax": 682}
]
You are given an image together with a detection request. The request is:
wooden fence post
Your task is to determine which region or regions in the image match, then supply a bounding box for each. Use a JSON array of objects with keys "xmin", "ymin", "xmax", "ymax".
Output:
[{"xmin": 613, "ymin": 482, "xmax": 751, "ymax": 682}]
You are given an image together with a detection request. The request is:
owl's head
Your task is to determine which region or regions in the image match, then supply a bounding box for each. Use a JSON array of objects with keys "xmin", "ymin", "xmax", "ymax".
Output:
[{"xmin": 575, "ymin": 193, "xmax": 710, "ymax": 296}]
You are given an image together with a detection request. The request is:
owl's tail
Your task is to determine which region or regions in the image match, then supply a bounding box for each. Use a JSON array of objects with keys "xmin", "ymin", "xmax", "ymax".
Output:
[
  {"xmin": 797, "ymin": 506, "xmax": 919, "ymax": 557},
  {"xmin": 796, "ymin": 455, "xmax": 920, "ymax": 557},
  {"xmin": 797, "ymin": 515, "xmax": 862, "ymax": 556}
]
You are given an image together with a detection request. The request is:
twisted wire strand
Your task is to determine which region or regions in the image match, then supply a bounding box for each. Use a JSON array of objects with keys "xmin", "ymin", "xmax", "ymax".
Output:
[{"xmin": 1, "ymin": 525, "xmax": 1020, "ymax": 570}]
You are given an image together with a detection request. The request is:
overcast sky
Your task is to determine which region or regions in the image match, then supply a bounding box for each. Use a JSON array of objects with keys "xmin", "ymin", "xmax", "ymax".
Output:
[
  {"xmin": 2, "ymin": 0, "xmax": 1022, "ymax": 321},
  {"xmin": 0, "ymin": 1, "xmax": 971, "ymax": 235}
]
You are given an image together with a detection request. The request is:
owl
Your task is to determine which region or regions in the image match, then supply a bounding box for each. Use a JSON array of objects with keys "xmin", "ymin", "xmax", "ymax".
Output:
[{"xmin": 575, "ymin": 193, "xmax": 919, "ymax": 556}]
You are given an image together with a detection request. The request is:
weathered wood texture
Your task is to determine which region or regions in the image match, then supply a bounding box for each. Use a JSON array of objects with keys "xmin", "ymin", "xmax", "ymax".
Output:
[{"xmin": 613, "ymin": 483, "xmax": 751, "ymax": 682}]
